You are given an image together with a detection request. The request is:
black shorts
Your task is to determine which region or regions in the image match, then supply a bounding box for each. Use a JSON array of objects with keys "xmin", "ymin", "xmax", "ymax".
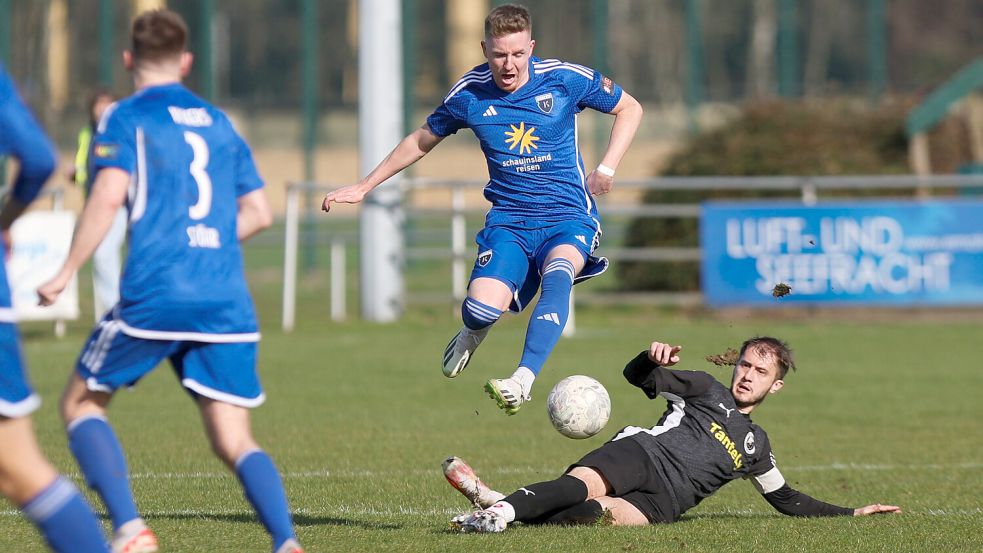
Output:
[{"xmin": 569, "ymin": 436, "xmax": 675, "ymax": 524}]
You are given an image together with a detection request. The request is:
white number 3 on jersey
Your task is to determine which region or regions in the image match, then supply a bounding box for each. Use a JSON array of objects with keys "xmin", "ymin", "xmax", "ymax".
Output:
[{"xmin": 183, "ymin": 131, "xmax": 213, "ymax": 220}]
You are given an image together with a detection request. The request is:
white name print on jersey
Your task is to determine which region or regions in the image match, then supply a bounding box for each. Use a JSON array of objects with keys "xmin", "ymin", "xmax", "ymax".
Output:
[
  {"xmin": 187, "ymin": 223, "xmax": 221, "ymax": 249},
  {"xmin": 168, "ymin": 106, "xmax": 213, "ymax": 127}
]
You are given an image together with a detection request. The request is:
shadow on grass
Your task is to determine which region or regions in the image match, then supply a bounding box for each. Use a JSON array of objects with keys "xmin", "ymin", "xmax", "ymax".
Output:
[
  {"xmin": 682, "ymin": 511, "xmax": 781, "ymax": 521},
  {"xmin": 139, "ymin": 512, "xmax": 401, "ymax": 530}
]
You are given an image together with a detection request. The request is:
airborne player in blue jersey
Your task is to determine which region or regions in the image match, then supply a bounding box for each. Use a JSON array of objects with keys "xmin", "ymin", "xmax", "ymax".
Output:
[
  {"xmin": 37, "ymin": 11, "xmax": 303, "ymax": 553},
  {"xmin": 0, "ymin": 64, "xmax": 110, "ymax": 553},
  {"xmin": 323, "ymin": 3, "xmax": 643, "ymax": 415}
]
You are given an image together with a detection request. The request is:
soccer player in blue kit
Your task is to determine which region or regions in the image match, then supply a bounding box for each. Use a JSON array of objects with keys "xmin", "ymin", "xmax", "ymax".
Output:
[
  {"xmin": 37, "ymin": 11, "xmax": 303, "ymax": 553},
  {"xmin": 323, "ymin": 3, "xmax": 643, "ymax": 415},
  {"xmin": 0, "ymin": 64, "xmax": 110, "ymax": 553}
]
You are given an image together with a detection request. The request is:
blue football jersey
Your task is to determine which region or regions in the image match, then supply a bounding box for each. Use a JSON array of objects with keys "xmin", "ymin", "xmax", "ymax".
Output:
[
  {"xmin": 427, "ymin": 57, "xmax": 623, "ymax": 224},
  {"xmin": 0, "ymin": 64, "xmax": 57, "ymax": 315},
  {"xmin": 91, "ymin": 83, "xmax": 263, "ymax": 340}
]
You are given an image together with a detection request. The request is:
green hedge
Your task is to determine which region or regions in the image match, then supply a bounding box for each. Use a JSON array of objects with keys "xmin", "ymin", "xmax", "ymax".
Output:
[{"xmin": 618, "ymin": 99, "xmax": 970, "ymax": 292}]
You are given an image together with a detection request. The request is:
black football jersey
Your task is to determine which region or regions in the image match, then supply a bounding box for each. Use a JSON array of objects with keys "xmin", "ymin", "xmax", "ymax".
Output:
[{"xmin": 614, "ymin": 352, "xmax": 787, "ymax": 520}]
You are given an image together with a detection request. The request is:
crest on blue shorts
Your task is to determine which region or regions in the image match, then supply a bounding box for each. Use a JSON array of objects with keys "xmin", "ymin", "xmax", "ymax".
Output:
[
  {"xmin": 477, "ymin": 249, "xmax": 493, "ymax": 267},
  {"xmin": 535, "ymin": 93, "xmax": 554, "ymax": 114}
]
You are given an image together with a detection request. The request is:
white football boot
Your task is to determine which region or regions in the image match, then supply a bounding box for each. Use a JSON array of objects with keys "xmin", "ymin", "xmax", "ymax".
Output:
[
  {"xmin": 484, "ymin": 378, "xmax": 529, "ymax": 416},
  {"xmin": 274, "ymin": 538, "xmax": 305, "ymax": 553},
  {"xmin": 111, "ymin": 519, "xmax": 158, "ymax": 553},
  {"xmin": 451, "ymin": 509, "xmax": 507, "ymax": 533},
  {"xmin": 442, "ymin": 326, "xmax": 490, "ymax": 378},
  {"xmin": 442, "ymin": 456, "xmax": 505, "ymax": 508}
]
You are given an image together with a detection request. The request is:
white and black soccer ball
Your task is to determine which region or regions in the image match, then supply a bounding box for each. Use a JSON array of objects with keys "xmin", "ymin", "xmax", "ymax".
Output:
[{"xmin": 546, "ymin": 375, "xmax": 611, "ymax": 439}]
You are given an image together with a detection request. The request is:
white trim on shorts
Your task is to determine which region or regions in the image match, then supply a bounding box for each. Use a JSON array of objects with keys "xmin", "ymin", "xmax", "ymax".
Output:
[
  {"xmin": 0, "ymin": 393, "xmax": 41, "ymax": 418},
  {"xmin": 181, "ymin": 378, "xmax": 266, "ymax": 408},
  {"xmin": 0, "ymin": 307, "xmax": 17, "ymax": 323},
  {"xmin": 119, "ymin": 320, "xmax": 260, "ymax": 343}
]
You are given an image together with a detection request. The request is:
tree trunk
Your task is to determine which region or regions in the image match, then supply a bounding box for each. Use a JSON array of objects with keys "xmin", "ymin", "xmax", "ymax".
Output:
[{"xmin": 746, "ymin": 0, "xmax": 777, "ymax": 98}]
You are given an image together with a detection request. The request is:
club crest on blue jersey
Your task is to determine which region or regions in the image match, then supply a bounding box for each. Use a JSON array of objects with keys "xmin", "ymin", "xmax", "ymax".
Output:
[
  {"xmin": 535, "ymin": 93, "xmax": 554, "ymax": 114},
  {"xmin": 477, "ymin": 249, "xmax": 493, "ymax": 267}
]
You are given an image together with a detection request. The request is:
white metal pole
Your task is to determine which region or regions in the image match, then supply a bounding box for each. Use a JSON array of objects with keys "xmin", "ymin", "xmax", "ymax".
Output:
[
  {"xmin": 331, "ymin": 238, "xmax": 346, "ymax": 321},
  {"xmin": 282, "ymin": 184, "xmax": 299, "ymax": 332},
  {"xmin": 54, "ymin": 186, "xmax": 66, "ymax": 337},
  {"xmin": 359, "ymin": 0, "xmax": 404, "ymax": 322},
  {"xmin": 452, "ymin": 184, "xmax": 467, "ymax": 302}
]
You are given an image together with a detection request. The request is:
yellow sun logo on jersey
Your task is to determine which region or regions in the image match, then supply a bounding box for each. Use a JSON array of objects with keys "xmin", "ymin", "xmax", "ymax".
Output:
[{"xmin": 505, "ymin": 122, "xmax": 540, "ymax": 155}]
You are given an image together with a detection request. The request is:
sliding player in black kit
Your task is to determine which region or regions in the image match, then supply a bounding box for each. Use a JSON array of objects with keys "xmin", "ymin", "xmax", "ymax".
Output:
[{"xmin": 444, "ymin": 337, "xmax": 900, "ymax": 532}]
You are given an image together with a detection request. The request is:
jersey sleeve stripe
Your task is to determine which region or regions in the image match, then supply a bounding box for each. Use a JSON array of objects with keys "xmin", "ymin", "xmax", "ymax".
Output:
[
  {"xmin": 443, "ymin": 72, "xmax": 492, "ymax": 103},
  {"xmin": 573, "ymin": 113, "xmax": 594, "ymax": 213},
  {"xmin": 96, "ymin": 102, "xmax": 120, "ymax": 133},
  {"xmin": 534, "ymin": 60, "xmax": 595, "ymax": 80}
]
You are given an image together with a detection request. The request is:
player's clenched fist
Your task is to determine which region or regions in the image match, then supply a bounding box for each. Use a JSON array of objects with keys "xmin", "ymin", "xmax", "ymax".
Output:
[
  {"xmin": 38, "ymin": 271, "xmax": 71, "ymax": 306},
  {"xmin": 586, "ymin": 170, "xmax": 614, "ymax": 196},
  {"xmin": 648, "ymin": 341, "xmax": 681, "ymax": 366},
  {"xmin": 321, "ymin": 184, "xmax": 368, "ymax": 213}
]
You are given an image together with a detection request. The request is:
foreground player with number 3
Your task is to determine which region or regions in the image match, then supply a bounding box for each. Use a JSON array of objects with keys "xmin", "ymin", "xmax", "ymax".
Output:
[{"xmin": 38, "ymin": 10, "xmax": 303, "ymax": 553}]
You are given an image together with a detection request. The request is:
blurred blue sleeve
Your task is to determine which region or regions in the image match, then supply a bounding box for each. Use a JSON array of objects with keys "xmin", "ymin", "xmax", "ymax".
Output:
[{"xmin": 0, "ymin": 66, "xmax": 57, "ymax": 205}]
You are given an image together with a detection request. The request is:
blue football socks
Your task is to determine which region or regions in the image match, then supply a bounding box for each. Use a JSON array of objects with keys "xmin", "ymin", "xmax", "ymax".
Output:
[
  {"xmin": 462, "ymin": 297, "xmax": 503, "ymax": 330},
  {"xmin": 22, "ymin": 476, "xmax": 109, "ymax": 553},
  {"xmin": 236, "ymin": 449, "xmax": 296, "ymax": 551},
  {"xmin": 67, "ymin": 415, "xmax": 140, "ymax": 531},
  {"xmin": 519, "ymin": 258, "xmax": 576, "ymax": 376}
]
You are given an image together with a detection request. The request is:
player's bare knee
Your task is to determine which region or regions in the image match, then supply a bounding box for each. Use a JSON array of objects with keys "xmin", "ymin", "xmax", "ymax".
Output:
[
  {"xmin": 594, "ymin": 497, "xmax": 649, "ymax": 526},
  {"xmin": 210, "ymin": 436, "xmax": 259, "ymax": 468},
  {"xmin": 567, "ymin": 466, "xmax": 610, "ymax": 499},
  {"xmin": 467, "ymin": 278, "xmax": 514, "ymax": 311},
  {"xmin": 544, "ymin": 245, "xmax": 586, "ymax": 272},
  {"xmin": 202, "ymin": 419, "xmax": 258, "ymax": 466},
  {"xmin": 59, "ymin": 376, "xmax": 109, "ymax": 426}
]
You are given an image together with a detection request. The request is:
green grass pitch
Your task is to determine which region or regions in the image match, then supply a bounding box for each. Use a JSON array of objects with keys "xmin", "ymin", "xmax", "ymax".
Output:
[{"xmin": 3, "ymin": 247, "xmax": 981, "ymax": 551}]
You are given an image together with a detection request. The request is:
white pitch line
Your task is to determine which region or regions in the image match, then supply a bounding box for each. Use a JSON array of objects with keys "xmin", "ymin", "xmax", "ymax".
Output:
[
  {"xmin": 2, "ymin": 506, "xmax": 981, "ymax": 518},
  {"xmin": 789, "ymin": 462, "xmax": 983, "ymax": 471},
  {"xmin": 99, "ymin": 461, "xmax": 982, "ymax": 480}
]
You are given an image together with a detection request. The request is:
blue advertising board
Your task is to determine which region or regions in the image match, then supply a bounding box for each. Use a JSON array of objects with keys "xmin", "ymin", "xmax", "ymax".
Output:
[{"xmin": 700, "ymin": 199, "xmax": 983, "ymax": 306}]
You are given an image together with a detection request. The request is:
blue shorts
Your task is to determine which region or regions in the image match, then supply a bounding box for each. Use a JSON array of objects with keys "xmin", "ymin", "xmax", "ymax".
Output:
[
  {"xmin": 76, "ymin": 316, "xmax": 265, "ymax": 408},
  {"xmin": 0, "ymin": 323, "xmax": 41, "ymax": 418},
  {"xmin": 470, "ymin": 218, "xmax": 609, "ymax": 312}
]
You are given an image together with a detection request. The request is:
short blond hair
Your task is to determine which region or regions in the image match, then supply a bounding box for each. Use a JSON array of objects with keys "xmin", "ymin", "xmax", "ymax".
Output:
[{"xmin": 484, "ymin": 4, "xmax": 532, "ymax": 38}]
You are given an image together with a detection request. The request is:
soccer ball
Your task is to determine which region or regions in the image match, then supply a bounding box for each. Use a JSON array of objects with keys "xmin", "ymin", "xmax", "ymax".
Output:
[{"xmin": 546, "ymin": 375, "xmax": 611, "ymax": 439}]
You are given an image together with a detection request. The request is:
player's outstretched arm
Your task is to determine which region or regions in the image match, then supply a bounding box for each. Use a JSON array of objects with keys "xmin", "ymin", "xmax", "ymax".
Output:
[
  {"xmin": 760, "ymin": 482, "xmax": 901, "ymax": 518},
  {"xmin": 321, "ymin": 124, "xmax": 444, "ymax": 213},
  {"xmin": 586, "ymin": 91, "xmax": 643, "ymax": 196},
  {"xmin": 37, "ymin": 167, "xmax": 129, "ymax": 306},
  {"xmin": 237, "ymin": 188, "xmax": 273, "ymax": 241},
  {"xmin": 853, "ymin": 503, "xmax": 902, "ymax": 516}
]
